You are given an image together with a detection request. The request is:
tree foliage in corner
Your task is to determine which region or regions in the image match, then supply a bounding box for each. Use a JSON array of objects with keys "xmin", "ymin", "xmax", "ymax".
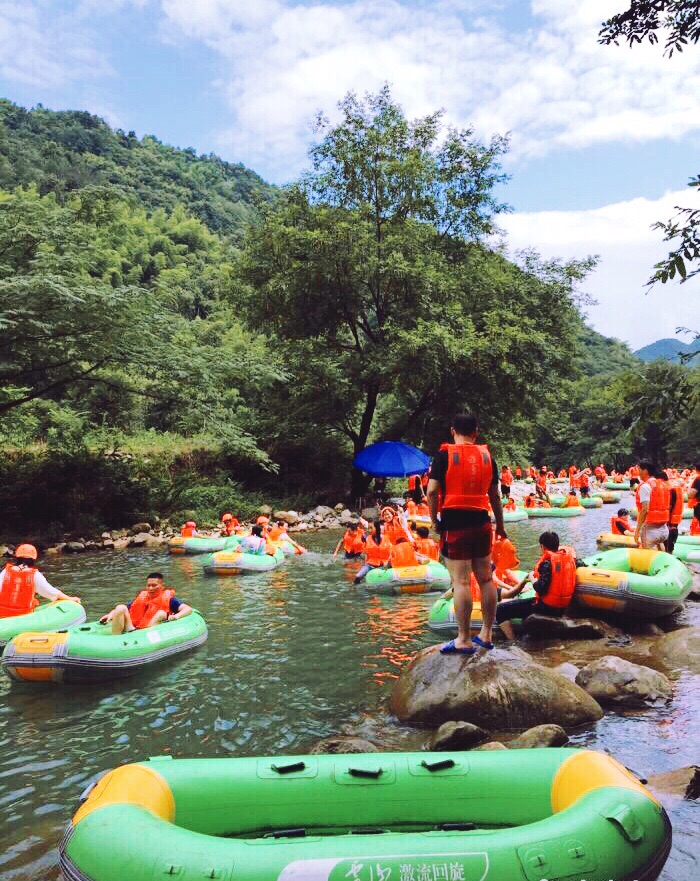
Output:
[{"xmin": 240, "ymin": 86, "xmax": 594, "ymax": 494}]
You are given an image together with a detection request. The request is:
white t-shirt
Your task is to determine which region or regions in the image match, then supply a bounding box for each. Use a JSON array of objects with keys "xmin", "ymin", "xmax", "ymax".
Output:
[
  {"xmin": 638, "ymin": 482, "xmax": 652, "ymax": 505},
  {"xmin": 0, "ymin": 567, "xmax": 62, "ymax": 600}
]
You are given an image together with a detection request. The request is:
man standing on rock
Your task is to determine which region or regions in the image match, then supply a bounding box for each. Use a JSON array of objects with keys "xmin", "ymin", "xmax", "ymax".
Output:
[{"xmin": 427, "ymin": 413, "xmax": 507, "ymax": 658}]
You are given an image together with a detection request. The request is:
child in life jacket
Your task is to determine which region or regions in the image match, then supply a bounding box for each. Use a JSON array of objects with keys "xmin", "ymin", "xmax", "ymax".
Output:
[
  {"xmin": 99, "ymin": 572, "xmax": 191, "ymax": 634},
  {"xmin": 0, "ymin": 544, "xmax": 80, "ymax": 618},
  {"xmin": 414, "ymin": 526, "xmax": 440, "ymax": 561},
  {"xmin": 503, "ymin": 497, "xmax": 517, "ymax": 512},
  {"xmin": 387, "ymin": 538, "xmax": 419, "ymax": 569},
  {"xmin": 610, "ymin": 508, "xmax": 634, "ymax": 536},
  {"xmin": 563, "ymin": 490, "xmax": 582, "ymax": 508},
  {"xmin": 342, "ymin": 523, "xmax": 365, "ymax": 559},
  {"xmin": 180, "ymin": 520, "xmax": 198, "ymax": 537},
  {"xmin": 220, "ymin": 513, "xmax": 240, "ymax": 535},
  {"xmin": 354, "ymin": 520, "xmax": 391, "ymax": 584},
  {"xmin": 239, "ymin": 525, "xmax": 267, "ymax": 555},
  {"xmin": 495, "ymin": 531, "xmax": 577, "ymax": 640}
]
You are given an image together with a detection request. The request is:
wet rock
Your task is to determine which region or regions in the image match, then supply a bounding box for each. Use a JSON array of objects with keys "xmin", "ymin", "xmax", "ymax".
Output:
[
  {"xmin": 647, "ymin": 767, "xmax": 700, "ymax": 800},
  {"xmin": 553, "ymin": 663, "xmax": 580, "ymax": 683},
  {"xmin": 523, "ymin": 615, "xmax": 609, "ymax": 640},
  {"xmin": 101, "ymin": 532, "xmax": 112, "ymax": 540},
  {"xmin": 430, "ymin": 721, "xmax": 489, "ymax": 751},
  {"xmin": 0, "ymin": 545, "xmax": 11, "ymax": 556},
  {"xmin": 113, "ymin": 538, "xmax": 130, "ymax": 550},
  {"xmin": 64, "ymin": 541, "xmax": 86, "ymax": 553},
  {"xmin": 339, "ymin": 509, "xmax": 355, "ymax": 524},
  {"xmin": 130, "ymin": 532, "xmax": 153, "ymax": 547},
  {"xmin": 576, "ymin": 656, "xmax": 673, "ymax": 707},
  {"xmin": 258, "ymin": 504, "xmax": 273, "ymax": 515},
  {"xmin": 45, "ymin": 546, "xmax": 61, "ymax": 555},
  {"xmin": 102, "ymin": 539, "xmax": 114, "ymax": 550},
  {"xmin": 335, "ymin": 503, "xmax": 345, "ymax": 512},
  {"xmin": 130, "ymin": 522, "xmax": 151, "ymax": 535},
  {"xmin": 653, "ymin": 627, "xmax": 700, "ymax": 675},
  {"xmin": 310, "ymin": 736, "xmax": 379, "ymax": 754},
  {"xmin": 314, "ymin": 505, "xmax": 335, "ymax": 518},
  {"xmin": 508, "ymin": 724, "xmax": 568, "ymax": 749},
  {"xmin": 473, "ymin": 742, "xmax": 508, "ymax": 751},
  {"xmin": 84, "ymin": 541, "xmax": 100, "ymax": 550},
  {"xmin": 389, "ymin": 645, "xmax": 603, "ymax": 730}
]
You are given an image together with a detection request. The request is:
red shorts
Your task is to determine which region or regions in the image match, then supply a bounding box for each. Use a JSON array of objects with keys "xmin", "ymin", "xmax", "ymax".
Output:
[{"xmin": 440, "ymin": 523, "xmax": 492, "ymax": 561}]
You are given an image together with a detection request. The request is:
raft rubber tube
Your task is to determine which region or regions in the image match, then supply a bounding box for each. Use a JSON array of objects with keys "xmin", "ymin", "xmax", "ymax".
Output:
[
  {"xmin": 575, "ymin": 548, "xmax": 693, "ymax": 618},
  {"xmin": 526, "ymin": 505, "xmax": 585, "ymax": 518},
  {"xmin": 168, "ymin": 535, "xmax": 241, "ymax": 555},
  {"xmin": 0, "ymin": 600, "xmax": 86, "ymax": 648},
  {"xmin": 428, "ymin": 571, "xmax": 531, "ymax": 635},
  {"xmin": 203, "ymin": 548, "xmax": 285, "ymax": 575},
  {"xmin": 2, "ymin": 612, "xmax": 207, "ymax": 683},
  {"xmin": 628, "ymin": 508, "xmax": 695, "ymax": 520},
  {"xmin": 364, "ymin": 561, "xmax": 450, "ymax": 594},
  {"xmin": 598, "ymin": 490, "xmax": 623, "ymax": 503},
  {"xmin": 604, "ymin": 480, "xmax": 631, "ymax": 491},
  {"xmin": 675, "ymin": 534, "xmax": 700, "ymax": 545},
  {"xmin": 596, "ymin": 532, "xmax": 637, "ymax": 550},
  {"xmin": 59, "ymin": 749, "xmax": 671, "ymax": 881},
  {"xmin": 673, "ymin": 543, "xmax": 700, "ymax": 564},
  {"xmin": 500, "ymin": 508, "xmax": 528, "ymax": 522},
  {"xmin": 581, "ymin": 495, "xmax": 603, "ymax": 508}
]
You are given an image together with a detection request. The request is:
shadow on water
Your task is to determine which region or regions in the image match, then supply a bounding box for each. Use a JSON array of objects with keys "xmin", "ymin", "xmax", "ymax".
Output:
[{"xmin": 1, "ymin": 498, "xmax": 698, "ymax": 878}]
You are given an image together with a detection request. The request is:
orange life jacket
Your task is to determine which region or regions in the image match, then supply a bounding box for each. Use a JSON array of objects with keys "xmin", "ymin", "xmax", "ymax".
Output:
[
  {"xmin": 501, "ymin": 469, "xmax": 513, "ymax": 486},
  {"xmin": 343, "ymin": 531, "xmax": 364, "ymax": 554},
  {"xmin": 515, "ymin": 467, "xmax": 522, "ymax": 478},
  {"xmin": 129, "ymin": 588, "xmax": 175, "ymax": 629},
  {"xmin": 407, "ymin": 475, "xmax": 418, "ymax": 491},
  {"xmin": 492, "ymin": 537, "xmax": 519, "ymax": 575},
  {"xmin": 268, "ymin": 526, "xmax": 283, "ymax": 541},
  {"xmin": 0, "ymin": 564, "xmax": 39, "ymax": 618},
  {"xmin": 470, "ymin": 572, "xmax": 480, "ymax": 601},
  {"xmin": 365, "ymin": 536, "xmax": 391, "ymax": 567},
  {"xmin": 405, "ymin": 500, "xmax": 418, "ymax": 516},
  {"xmin": 636, "ymin": 478, "xmax": 671, "ymax": 526},
  {"xmin": 563, "ymin": 495, "xmax": 581, "ymax": 508},
  {"xmin": 629, "ymin": 465, "xmax": 640, "ymax": 478},
  {"xmin": 611, "ymin": 516, "xmax": 633, "ymax": 535},
  {"xmin": 534, "ymin": 548, "xmax": 576, "ymax": 609},
  {"xmin": 416, "ymin": 502, "xmax": 430, "ymax": 517},
  {"xmin": 441, "ymin": 444, "xmax": 492, "ymax": 511},
  {"xmin": 669, "ymin": 479, "xmax": 685, "ymax": 526},
  {"xmin": 690, "ymin": 517, "xmax": 700, "ymax": 536},
  {"xmin": 390, "ymin": 542, "xmax": 419, "ymax": 568},
  {"xmin": 180, "ymin": 525, "xmax": 196, "ymax": 537},
  {"xmin": 414, "ymin": 537, "xmax": 439, "ymax": 561},
  {"xmin": 536, "ymin": 474, "xmax": 547, "ymax": 491},
  {"xmin": 503, "ymin": 498, "xmax": 516, "ymax": 511},
  {"xmin": 383, "ymin": 519, "xmax": 407, "ymax": 545},
  {"xmin": 421, "ymin": 474, "xmax": 429, "ymax": 489}
]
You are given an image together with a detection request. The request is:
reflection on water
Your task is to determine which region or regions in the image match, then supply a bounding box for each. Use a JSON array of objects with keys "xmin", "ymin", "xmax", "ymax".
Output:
[{"xmin": 0, "ymin": 496, "xmax": 698, "ymax": 878}]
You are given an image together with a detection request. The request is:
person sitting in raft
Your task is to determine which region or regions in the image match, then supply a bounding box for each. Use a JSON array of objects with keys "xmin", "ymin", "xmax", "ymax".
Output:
[
  {"xmin": 354, "ymin": 520, "xmax": 391, "ymax": 584},
  {"xmin": 524, "ymin": 493, "xmax": 551, "ymax": 509},
  {"xmin": 503, "ymin": 497, "xmax": 517, "ymax": 512},
  {"xmin": 180, "ymin": 520, "xmax": 198, "ymax": 537},
  {"xmin": 0, "ymin": 544, "xmax": 80, "ymax": 618},
  {"xmin": 342, "ymin": 523, "xmax": 365, "ymax": 559},
  {"xmin": 238, "ymin": 525, "xmax": 267, "ymax": 555},
  {"xmin": 386, "ymin": 537, "xmax": 419, "ymax": 569},
  {"xmin": 495, "ymin": 531, "xmax": 577, "ymax": 641},
  {"xmin": 563, "ymin": 490, "xmax": 582, "ymax": 508},
  {"xmin": 100, "ymin": 572, "xmax": 191, "ymax": 634},
  {"xmin": 381, "ymin": 507, "xmax": 412, "ymax": 544},
  {"xmin": 414, "ymin": 526, "xmax": 440, "ymax": 561},
  {"xmin": 611, "ymin": 508, "xmax": 635, "ymax": 536},
  {"xmin": 535, "ymin": 468, "xmax": 551, "ymax": 505},
  {"xmin": 220, "ymin": 513, "xmax": 240, "ymax": 536}
]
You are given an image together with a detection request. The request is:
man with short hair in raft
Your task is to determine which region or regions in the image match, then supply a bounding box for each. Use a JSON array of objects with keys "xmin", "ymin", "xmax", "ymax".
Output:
[
  {"xmin": 100, "ymin": 572, "xmax": 192, "ymax": 634},
  {"xmin": 0, "ymin": 544, "xmax": 80, "ymax": 617},
  {"xmin": 427, "ymin": 412, "xmax": 506, "ymax": 658}
]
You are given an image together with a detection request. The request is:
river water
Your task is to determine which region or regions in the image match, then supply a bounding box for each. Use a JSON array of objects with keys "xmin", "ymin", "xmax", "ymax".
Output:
[{"xmin": 1, "ymin": 498, "xmax": 698, "ymax": 879}]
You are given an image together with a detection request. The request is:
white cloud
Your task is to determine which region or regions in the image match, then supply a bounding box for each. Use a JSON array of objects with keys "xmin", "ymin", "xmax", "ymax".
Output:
[
  {"xmin": 156, "ymin": 0, "xmax": 700, "ymax": 182},
  {"xmin": 501, "ymin": 188, "xmax": 700, "ymax": 349}
]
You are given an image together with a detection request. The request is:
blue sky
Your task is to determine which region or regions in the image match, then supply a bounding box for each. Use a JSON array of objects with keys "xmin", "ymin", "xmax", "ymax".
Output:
[{"xmin": 1, "ymin": 0, "xmax": 698, "ymax": 347}]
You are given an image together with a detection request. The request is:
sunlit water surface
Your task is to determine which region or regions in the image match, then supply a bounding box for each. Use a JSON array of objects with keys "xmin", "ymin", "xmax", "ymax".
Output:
[{"xmin": 1, "ymin": 497, "xmax": 698, "ymax": 878}]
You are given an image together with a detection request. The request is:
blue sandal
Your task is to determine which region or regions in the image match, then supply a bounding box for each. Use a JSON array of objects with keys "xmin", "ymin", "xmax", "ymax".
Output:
[
  {"xmin": 440, "ymin": 639, "xmax": 476, "ymax": 656},
  {"xmin": 472, "ymin": 635, "xmax": 495, "ymax": 651}
]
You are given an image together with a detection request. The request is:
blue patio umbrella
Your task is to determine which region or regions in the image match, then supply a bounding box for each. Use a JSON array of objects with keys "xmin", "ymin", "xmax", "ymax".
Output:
[{"xmin": 353, "ymin": 441, "xmax": 431, "ymax": 478}]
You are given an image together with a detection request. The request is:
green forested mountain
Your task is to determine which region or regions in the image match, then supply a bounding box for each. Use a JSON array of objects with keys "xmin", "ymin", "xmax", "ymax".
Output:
[
  {"xmin": 0, "ymin": 94, "xmax": 696, "ymax": 536},
  {"xmin": 635, "ymin": 337, "xmax": 699, "ymax": 364},
  {"xmin": 0, "ymin": 100, "xmax": 274, "ymax": 241}
]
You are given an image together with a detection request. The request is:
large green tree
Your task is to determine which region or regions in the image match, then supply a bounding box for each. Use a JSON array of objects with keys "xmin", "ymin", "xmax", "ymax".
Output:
[{"xmin": 240, "ymin": 87, "xmax": 593, "ymax": 497}]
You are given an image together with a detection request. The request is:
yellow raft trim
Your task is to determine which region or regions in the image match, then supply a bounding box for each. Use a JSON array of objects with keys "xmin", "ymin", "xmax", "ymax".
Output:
[
  {"xmin": 73, "ymin": 764, "xmax": 175, "ymax": 827},
  {"xmin": 551, "ymin": 750, "xmax": 659, "ymax": 814}
]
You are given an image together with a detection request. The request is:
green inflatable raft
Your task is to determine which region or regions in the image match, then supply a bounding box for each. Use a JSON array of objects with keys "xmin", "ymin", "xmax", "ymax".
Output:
[
  {"xmin": 60, "ymin": 749, "xmax": 671, "ymax": 881},
  {"xmin": 604, "ymin": 480, "xmax": 631, "ymax": 491},
  {"xmin": 673, "ymin": 543, "xmax": 700, "ymax": 564},
  {"xmin": 501, "ymin": 508, "xmax": 527, "ymax": 522},
  {"xmin": 203, "ymin": 547, "xmax": 285, "ymax": 575},
  {"xmin": 526, "ymin": 505, "xmax": 585, "ymax": 518},
  {"xmin": 168, "ymin": 535, "xmax": 241, "ymax": 554},
  {"xmin": 575, "ymin": 548, "xmax": 692, "ymax": 618},
  {"xmin": 581, "ymin": 495, "xmax": 603, "ymax": 508},
  {"xmin": 364, "ymin": 561, "xmax": 450, "ymax": 594},
  {"xmin": 0, "ymin": 599, "xmax": 86, "ymax": 647},
  {"xmin": 428, "ymin": 571, "xmax": 531, "ymax": 635},
  {"xmin": 2, "ymin": 612, "xmax": 207, "ymax": 683}
]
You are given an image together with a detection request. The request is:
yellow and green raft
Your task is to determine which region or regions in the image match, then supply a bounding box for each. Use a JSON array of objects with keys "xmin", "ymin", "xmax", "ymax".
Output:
[
  {"xmin": 59, "ymin": 749, "xmax": 671, "ymax": 881},
  {"xmin": 0, "ymin": 599, "xmax": 86, "ymax": 648},
  {"xmin": 575, "ymin": 548, "xmax": 692, "ymax": 618},
  {"xmin": 364, "ymin": 561, "xmax": 450, "ymax": 594}
]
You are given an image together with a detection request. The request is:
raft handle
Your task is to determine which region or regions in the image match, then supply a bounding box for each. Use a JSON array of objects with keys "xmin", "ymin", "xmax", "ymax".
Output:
[
  {"xmin": 421, "ymin": 759, "xmax": 456, "ymax": 772},
  {"xmin": 264, "ymin": 827, "xmax": 306, "ymax": 839},
  {"xmin": 348, "ymin": 767, "xmax": 383, "ymax": 779},
  {"xmin": 350, "ymin": 827, "xmax": 387, "ymax": 834},
  {"xmin": 271, "ymin": 761, "xmax": 306, "ymax": 775},
  {"xmin": 438, "ymin": 822, "xmax": 476, "ymax": 831}
]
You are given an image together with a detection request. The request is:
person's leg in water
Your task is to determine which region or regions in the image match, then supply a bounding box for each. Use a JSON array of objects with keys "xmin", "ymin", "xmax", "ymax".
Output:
[
  {"xmin": 353, "ymin": 563, "xmax": 372, "ymax": 584},
  {"xmin": 443, "ymin": 558, "xmax": 473, "ymax": 651},
  {"xmin": 472, "ymin": 553, "xmax": 496, "ymax": 656}
]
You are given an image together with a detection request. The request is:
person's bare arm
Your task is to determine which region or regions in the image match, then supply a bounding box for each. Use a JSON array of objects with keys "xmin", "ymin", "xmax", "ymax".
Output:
[
  {"xmin": 427, "ymin": 478, "xmax": 441, "ymax": 530},
  {"xmin": 488, "ymin": 484, "xmax": 507, "ymax": 539},
  {"xmin": 168, "ymin": 602, "xmax": 192, "ymax": 621}
]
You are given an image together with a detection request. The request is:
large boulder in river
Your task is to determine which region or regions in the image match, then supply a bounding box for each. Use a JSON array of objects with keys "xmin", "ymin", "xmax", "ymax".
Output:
[
  {"xmin": 429, "ymin": 721, "xmax": 488, "ymax": 751},
  {"xmin": 130, "ymin": 522, "xmax": 152, "ymax": 535},
  {"xmin": 522, "ymin": 615, "xmax": 617, "ymax": 640},
  {"xmin": 653, "ymin": 627, "xmax": 700, "ymax": 675},
  {"xmin": 576, "ymin": 656, "xmax": 673, "ymax": 707},
  {"xmin": 508, "ymin": 724, "xmax": 568, "ymax": 749},
  {"xmin": 389, "ymin": 645, "xmax": 603, "ymax": 730},
  {"xmin": 310, "ymin": 736, "xmax": 379, "ymax": 754},
  {"xmin": 647, "ymin": 766, "xmax": 700, "ymax": 800}
]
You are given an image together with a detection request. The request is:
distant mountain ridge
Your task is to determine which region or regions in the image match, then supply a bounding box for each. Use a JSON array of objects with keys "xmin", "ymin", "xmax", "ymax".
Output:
[{"xmin": 635, "ymin": 338, "xmax": 699, "ymax": 363}]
